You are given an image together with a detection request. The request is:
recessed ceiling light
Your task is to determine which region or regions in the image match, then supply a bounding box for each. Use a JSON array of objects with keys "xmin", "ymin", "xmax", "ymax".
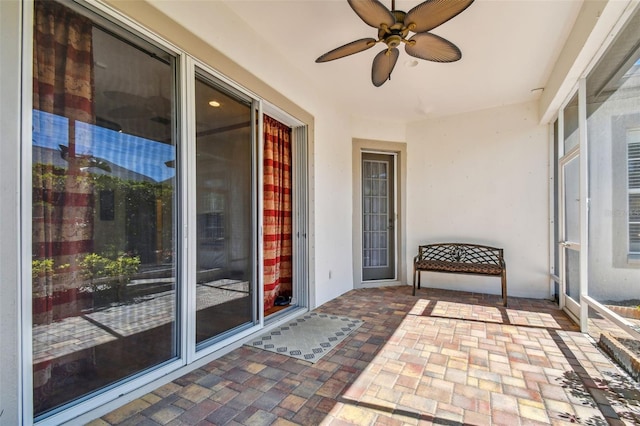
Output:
[
  {"xmin": 208, "ymin": 100, "xmax": 221, "ymax": 107},
  {"xmin": 404, "ymin": 59, "xmax": 419, "ymax": 68}
]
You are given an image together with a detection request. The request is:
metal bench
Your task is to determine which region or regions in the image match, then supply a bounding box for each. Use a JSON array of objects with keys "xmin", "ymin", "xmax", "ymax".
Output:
[{"xmin": 413, "ymin": 243, "xmax": 507, "ymax": 306}]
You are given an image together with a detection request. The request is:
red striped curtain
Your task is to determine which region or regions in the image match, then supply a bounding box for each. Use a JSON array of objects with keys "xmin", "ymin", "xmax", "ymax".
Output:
[
  {"xmin": 33, "ymin": 0, "xmax": 95, "ymax": 323},
  {"xmin": 32, "ymin": 0, "xmax": 95, "ymax": 396},
  {"xmin": 263, "ymin": 115, "xmax": 292, "ymax": 311}
]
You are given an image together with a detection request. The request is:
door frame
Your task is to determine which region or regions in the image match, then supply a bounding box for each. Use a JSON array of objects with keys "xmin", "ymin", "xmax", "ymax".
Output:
[
  {"xmin": 352, "ymin": 139, "xmax": 407, "ymax": 288},
  {"xmin": 261, "ymin": 104, "xmax": 311, "ymax": 322},
  {"xmin": 555, "ymin": 79, "xmax": 589, "ymax": 331}
]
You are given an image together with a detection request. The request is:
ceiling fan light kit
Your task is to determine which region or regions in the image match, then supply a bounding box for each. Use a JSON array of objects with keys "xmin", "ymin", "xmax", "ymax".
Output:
[{"xmin": 316, "ymin": 0, "xmax": 474, "ymax": 87}]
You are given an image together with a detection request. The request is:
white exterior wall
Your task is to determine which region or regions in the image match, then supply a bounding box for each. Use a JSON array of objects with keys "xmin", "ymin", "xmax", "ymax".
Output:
[
  {"xmin": 312, "ymin": 108, "xmax": 354, "ymax": 306},
  {"xmin": 351, "ymin": 116, "xmax": 406, "ymax": 143},
  {"xmin": 406, "ymin": 101, "xmax": 551, "ymax": 299}
]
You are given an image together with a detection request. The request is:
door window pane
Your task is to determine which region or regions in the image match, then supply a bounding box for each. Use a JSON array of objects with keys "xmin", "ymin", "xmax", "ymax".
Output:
[
  {"xmin": 195, "ymin": 72, "xmax": 255, "ymax": 345},
  {"xmin": 564, "ymin": 156, "xmax": 580, "ymax": 243},
  {"xmin": 565, "ymin": 248, "xmax": 580, "ymax": 303},
  {"xmin": 564, "ymin": 93, "xmax": 579, "ymax": 153},
  {"xmin": 362, "ymin": 155, "xmax": 394, "ymax": 278},
  {"xmin": 32, "ymin": 1, "xmax": 177, "ymax": 417}
]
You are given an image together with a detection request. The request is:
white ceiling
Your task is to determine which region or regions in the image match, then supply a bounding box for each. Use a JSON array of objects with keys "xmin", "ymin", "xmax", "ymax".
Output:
[{"xmin": 156, "ymin": 0, "xmax": 584, "ymax": 123}]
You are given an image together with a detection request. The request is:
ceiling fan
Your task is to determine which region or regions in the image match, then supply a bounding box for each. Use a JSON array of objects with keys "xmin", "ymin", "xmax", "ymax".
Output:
[{"xmin": 316, "ymin": 0, "xmax": 474, "ymax": 87}]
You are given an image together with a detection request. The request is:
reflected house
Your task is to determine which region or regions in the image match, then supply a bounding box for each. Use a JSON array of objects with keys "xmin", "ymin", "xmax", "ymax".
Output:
[{"xmin": 33, "ymin": 108, "xmax": 176, "ymax": 275}]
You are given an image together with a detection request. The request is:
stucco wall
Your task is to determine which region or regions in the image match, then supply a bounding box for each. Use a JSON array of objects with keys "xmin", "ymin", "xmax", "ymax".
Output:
[
  {"xmin": 405, "ymin": 101, "xmax": 551, "ymax": 299},
  {"xmin": 351, "ymin": 116, "xmax": 406, "ymax": 143}
]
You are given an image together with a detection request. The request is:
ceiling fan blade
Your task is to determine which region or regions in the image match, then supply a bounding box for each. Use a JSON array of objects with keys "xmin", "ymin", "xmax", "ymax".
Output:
[
  {"xmin": 405, "ymin": 32, "xmax": 461, "ymax": 62},
  {"xmin": 404, "ymin": 0, "xmax": 474, "ymax": 33},
  {"xmin": 347, "ymin": 0, "xmax": 395, "ymax": 29},
  {"xmin": 371, "ymin": 47, "xmax": 399, "ymax": 87},
  {"xmin": 316, "ymin": 38, "xmax": 377, "ymax": 63}
]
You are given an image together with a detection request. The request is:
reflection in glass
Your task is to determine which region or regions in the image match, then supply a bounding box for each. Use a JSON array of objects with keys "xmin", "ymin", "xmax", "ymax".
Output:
[
  {"xmin": 195, "ymin": 73, "xmax": 254, "ymax": 345},
  {"xmin": 31, "ymin": 1, "xmax": 177, "ymax": 417}
]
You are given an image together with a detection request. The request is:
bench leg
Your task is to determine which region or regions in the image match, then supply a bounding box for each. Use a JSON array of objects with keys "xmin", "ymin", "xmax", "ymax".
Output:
[
  {"xmin": 501, "ymin": 270, "xmax": 507, "ymax": 307},
  {"xmin": 412, "ymin": 267, "xmax": 417, "ymax": 296},
  {"xmin": 412, "ymin": 267, "xmax": 423, "ymax": 296}
]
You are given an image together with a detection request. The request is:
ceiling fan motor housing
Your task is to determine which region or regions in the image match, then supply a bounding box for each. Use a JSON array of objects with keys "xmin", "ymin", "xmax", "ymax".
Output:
[{"xmin": 378, "ymin": 10, "xmax": 408, "ymax": 49}]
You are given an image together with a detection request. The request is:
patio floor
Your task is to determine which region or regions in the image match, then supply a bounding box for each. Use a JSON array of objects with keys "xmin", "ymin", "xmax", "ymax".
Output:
[{"xmin": 90, "ymin": 286, "xmax": 640, "ymax": 425}]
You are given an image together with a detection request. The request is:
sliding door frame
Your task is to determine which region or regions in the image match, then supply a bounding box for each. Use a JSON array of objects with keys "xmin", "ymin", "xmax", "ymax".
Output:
[
  {"xmin": 22, "ymin": 1, "xmax": 189, "ymax": 424},
  {"xmin": 19, "ymin": 0, "xmax": 313, "ymax": 424},
  {"xmin": 187, "ymin": 58, "xmax": 264, "ymax": 360}
]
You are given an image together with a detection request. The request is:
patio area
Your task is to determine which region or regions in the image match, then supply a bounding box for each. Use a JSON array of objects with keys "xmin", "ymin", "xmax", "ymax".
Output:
[{"xmin": 90, "ymin": 286, "xmax": 640, "ymax": 425}]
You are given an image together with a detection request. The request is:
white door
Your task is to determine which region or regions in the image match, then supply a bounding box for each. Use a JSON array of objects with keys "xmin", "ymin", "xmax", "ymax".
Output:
[{"xmin": 560, "ymin": 152, "xmax": 581, "ymax": 319}]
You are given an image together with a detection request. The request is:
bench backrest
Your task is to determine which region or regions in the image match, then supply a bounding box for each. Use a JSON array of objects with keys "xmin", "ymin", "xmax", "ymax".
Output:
[{"xmin": 417, "ymin": 243, "xmax": 504, "ymax": 267}]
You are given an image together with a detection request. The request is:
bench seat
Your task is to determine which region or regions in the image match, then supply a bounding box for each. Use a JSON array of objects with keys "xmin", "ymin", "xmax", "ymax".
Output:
[{"xmin": 414, "ymin": 260, "xmax": 503, "ymax": 276}]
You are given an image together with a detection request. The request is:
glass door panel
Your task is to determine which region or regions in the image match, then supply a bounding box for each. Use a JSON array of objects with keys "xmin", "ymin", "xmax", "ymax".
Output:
[
  {"xmin": 31, "ymin": 2, "xmax": 178, "ymax": 417},
  {"xmin": 564, "ymin": 156, "xmax": 580, "ymax": 243},
  {"xmin": 564, "ymin": 93, "xmax": 580, "ymax": 153},
  {"xmin": 565, "ymin": 248, "xmax": 580, "ymax": 302},
  {"xmin": 560, "ymin": 153, "xmax": 581, "ymax": 318},
  {"xmin": 194, "ymin": 72, "xmax": 255, "ymax": 346},
  {"xmin": 362, "ymin": 153, "xmax": 395, "ymax": 281}
]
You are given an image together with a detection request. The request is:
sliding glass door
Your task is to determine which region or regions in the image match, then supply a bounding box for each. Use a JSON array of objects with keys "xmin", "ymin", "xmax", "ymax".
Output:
[
  {"xmin": 194, "ymin": 71, "xmax": 257, "ymax": 346},
  {"xmin": 31, "ymin": 1, "xmax": 178, "ymax": 417}
]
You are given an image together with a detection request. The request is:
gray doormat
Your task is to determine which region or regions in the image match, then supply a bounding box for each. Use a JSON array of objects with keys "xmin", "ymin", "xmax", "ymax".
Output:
[{"xmin": 246, "ymin": 312, "xmax": 363, "ymax": 363}]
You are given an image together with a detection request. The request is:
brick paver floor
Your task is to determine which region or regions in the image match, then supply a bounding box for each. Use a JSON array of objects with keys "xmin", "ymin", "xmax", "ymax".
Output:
[{"xmin": 91, "ymin": 286, "xmax": 640, "ymax": 425}]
